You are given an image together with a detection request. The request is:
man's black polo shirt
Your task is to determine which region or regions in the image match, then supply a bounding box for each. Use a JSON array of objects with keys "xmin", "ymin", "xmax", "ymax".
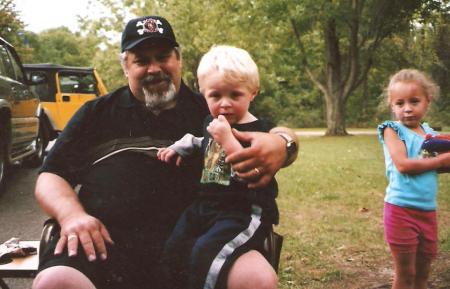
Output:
[{"xmin": 41, "ymin": 82, "xmax": 208, "ymax": 244}]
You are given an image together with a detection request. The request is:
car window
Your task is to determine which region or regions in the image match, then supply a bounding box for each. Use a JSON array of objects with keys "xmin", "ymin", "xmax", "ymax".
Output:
[
  {"xmin": 0, "ymin": 46, "xmax": 6, "ymax": 75},
  {"xmin": 0, "ymin": 45, "xmax": 16, "ymax": 79},
  {"xmin": 26, "ymin": 71, "xmax": 54, "ymax": 101},
  {"xmin": 9, "ymin": 52, "xmax": 25, "ymax": 83},
  {"xmin": 59, "ymin": 72, "xmax": 98, "ymax": 95}
]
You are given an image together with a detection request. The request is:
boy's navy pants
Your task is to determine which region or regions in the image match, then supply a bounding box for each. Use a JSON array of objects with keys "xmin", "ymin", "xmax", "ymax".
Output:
[{"xmin": 161, "ymin": 199, "xmax": 271, "ymax": 289}]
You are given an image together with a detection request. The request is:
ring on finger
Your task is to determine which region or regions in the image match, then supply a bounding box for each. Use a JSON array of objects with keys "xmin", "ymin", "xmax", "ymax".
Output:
[
  {"xmin": 67, "ymin": 234, "xmax": 78, "ymax": 241},
  {"xmin": 254, "ymin": 168, "xmax": 261, "ymax": 175}
]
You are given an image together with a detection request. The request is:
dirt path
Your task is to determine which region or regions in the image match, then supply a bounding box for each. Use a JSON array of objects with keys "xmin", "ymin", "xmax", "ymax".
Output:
[{"xmin": 328, "ymin": 252, "xmax": 450, "ymax": 289}]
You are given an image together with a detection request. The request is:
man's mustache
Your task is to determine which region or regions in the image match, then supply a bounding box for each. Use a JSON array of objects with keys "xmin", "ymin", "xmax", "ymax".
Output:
[{"xmin": 142, "ymin": 73, "xmax": 171, "ymax": 85}]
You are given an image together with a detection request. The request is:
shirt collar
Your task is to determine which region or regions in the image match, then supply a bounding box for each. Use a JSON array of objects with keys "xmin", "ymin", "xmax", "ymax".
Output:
[{"xmin": 116, "ymin": 86, "xmax": 140, "ymax": 108}]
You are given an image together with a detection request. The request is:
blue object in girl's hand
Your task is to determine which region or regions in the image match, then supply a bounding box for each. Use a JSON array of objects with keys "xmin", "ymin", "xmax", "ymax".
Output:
[{"xmin": 421, "ymin": 134, "xmax": 450, "ymax": 157}]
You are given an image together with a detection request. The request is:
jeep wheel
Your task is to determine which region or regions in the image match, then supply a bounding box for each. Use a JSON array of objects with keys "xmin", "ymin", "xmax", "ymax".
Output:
[{"xmin": 23, "ymin": 124, "xmax": 47, "ymax": 168}]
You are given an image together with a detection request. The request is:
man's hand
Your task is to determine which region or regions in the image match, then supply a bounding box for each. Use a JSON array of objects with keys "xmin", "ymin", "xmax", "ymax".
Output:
[
  {"xmin": 226, "ymin": 129, "xmax": 290, "ymax": 189},
  {"xmin": 54, "ymin": 212, "xmax": 113, "ymax": 262}
]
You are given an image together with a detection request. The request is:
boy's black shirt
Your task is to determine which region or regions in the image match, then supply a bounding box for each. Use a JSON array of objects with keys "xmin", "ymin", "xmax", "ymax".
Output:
[{"xmin": 198, "ymin": 115, "xmax": 279, "ymax": 224}]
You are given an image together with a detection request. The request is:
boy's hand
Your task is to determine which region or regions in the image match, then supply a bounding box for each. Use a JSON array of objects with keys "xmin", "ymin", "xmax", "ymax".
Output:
[
  {"xmin": 157, "ymin": 148, "xmax": 183, "ymax": 166},
  {"xmin": 207, "ymin": 115, "xmax": 233, "ymax": 145}
]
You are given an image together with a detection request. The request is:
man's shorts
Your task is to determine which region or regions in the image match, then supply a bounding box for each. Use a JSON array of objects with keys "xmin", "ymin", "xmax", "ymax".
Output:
[
  {"xmin": 38, "ymin": 225, "xmax": 166, "ymax": 289},
  {"xmin": 384, "ymin": 202, "xmax": 438, "ymax": 257}
]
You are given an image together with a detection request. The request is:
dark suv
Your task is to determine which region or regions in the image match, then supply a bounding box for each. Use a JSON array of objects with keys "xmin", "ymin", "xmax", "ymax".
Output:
[{"xmin": 0, "ymin": 37, "xmax": 46, "ymax": 194}]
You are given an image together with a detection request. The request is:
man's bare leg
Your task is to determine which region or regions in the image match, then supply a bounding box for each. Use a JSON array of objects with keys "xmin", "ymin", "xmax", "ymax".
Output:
[
  {"xmin": 32, "ymin": 266, "xmax": 96, "ymax": 289},
  {"xmin": 227, "ymin": 250, "xmax": 277, "ymax": 289}
]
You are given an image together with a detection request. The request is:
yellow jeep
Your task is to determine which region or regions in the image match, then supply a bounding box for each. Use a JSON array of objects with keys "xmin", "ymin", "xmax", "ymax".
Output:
[{"xmin": 23, "ymin": 64, "xmax": 108, "ymax": 141}]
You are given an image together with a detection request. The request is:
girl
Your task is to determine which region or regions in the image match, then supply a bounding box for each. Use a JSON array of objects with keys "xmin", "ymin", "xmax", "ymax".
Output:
[{"xmin": 378, "ymin": 69, "xmax": 450, "ymax": 289}]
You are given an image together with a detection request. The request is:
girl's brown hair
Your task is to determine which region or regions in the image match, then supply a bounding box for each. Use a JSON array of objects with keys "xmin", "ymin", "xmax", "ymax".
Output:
[{"xmin": 386, "ymin": 69, "xmax": 440, "ymax": 105}]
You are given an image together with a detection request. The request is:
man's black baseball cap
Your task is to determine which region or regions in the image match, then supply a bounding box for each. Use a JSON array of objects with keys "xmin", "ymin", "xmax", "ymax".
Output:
[{"xmin": 121, "ymin": 16, "xmax": 179, "ymax": 52}]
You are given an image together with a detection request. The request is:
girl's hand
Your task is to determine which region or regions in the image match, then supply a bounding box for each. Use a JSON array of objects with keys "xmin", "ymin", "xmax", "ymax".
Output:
[{"xmin": 437, "ymin": 152, "xmax": 450, "ymax": 172}]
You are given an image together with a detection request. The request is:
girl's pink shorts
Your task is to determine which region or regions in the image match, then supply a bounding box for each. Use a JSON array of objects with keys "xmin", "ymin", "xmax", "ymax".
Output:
[{"xmin": 384, "ymin": 202, "xmax": 437, "ymax": 257}]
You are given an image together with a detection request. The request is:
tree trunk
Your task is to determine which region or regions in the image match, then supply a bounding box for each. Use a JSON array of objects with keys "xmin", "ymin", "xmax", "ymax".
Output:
[{"xmin": 324, "ymin": 92, "xmax": 348, "ymax": 136}]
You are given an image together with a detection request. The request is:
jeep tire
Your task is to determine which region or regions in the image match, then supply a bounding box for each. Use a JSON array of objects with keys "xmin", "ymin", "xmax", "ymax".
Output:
[
  {"xmin": 0, "ymin": 136, "xmax": 7, "ymax": 195},
  {"xmin": 23, "ymin": 122, "xmax": 47, "ymax": 168}
]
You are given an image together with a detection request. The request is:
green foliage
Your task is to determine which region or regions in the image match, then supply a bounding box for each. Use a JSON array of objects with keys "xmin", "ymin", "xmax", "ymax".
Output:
[
  {"xmin": 92, "ymin": 42, "xmax": 126, "ymax": 90},
  {"xmin": 429, "ymin": 15, "xmax": 450, "ymax": 127},
  {"xmin": 27, "ymin": 27, "xmax": 97, "ymax": 66},
  {"xmin": 14, "ymin": 0, "xmax": 450, "ymax": 127},
  {"xmin": 0, "ymin": 0, "xmax": 32, "ymax": 60},
  {"xmin": 0, "ymin": 0, "xmax": 24, "ymax": 45}
]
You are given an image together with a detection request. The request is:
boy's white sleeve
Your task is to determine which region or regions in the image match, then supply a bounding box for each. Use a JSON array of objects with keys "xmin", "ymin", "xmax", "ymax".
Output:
[{"xmin": 168, "ymin": 133, "xmax": 204, "ymax": 157}]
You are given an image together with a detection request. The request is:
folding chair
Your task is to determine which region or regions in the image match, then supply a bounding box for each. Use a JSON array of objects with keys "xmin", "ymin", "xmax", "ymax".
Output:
[{"xmin": 263, "ymin": 227, "xmax": 283, "ymax": 273}]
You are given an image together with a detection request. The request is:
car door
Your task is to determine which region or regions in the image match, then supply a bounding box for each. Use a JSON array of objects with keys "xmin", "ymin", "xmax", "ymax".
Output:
[
  {"xmin": 53, "ymin": 71, "xmax": 98, "ymax": 131},
  {"xmin": 0, "ymin": 44, "xmax": 39, "ymax": 158}
]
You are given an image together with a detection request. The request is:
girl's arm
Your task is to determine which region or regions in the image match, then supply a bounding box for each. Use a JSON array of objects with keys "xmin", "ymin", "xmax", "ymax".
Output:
[{"xmin": 384, "ymin": 127, "xmax": 450, "ymax": 174}]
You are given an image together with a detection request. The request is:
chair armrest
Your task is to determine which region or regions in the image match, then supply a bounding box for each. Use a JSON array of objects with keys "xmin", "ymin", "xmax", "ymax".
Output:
[
  {"xmin": 38, "ymin": 219, "xmax": 58, "ymax": 259},
  {"xmin": 263, "ymin": 227, "xmax": 283, "ymax": 273}
]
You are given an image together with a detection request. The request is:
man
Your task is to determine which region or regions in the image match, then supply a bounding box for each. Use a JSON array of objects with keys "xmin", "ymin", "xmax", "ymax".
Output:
[{"xmin": 32, "ymin": 16, "xmax": 298, "ymax": 289}]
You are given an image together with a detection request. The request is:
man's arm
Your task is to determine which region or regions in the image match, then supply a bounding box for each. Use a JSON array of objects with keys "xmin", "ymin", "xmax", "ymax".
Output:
[
  {"xmin": 226, "ymin": 127, "xmax": 299, "ymax": 189},
  {"xmin": 269, "ymin": 127, "xmax": 299, "ymax": 167}
]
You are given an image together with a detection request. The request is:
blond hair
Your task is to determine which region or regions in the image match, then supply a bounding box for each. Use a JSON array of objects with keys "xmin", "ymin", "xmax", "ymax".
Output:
[
  {"xmin": 197, "ymin": 45, "xmax": 259, "ymax": 93},
  {"xmin": 386, "ymin": 69, "xmax": 440, "ymax": 105}
]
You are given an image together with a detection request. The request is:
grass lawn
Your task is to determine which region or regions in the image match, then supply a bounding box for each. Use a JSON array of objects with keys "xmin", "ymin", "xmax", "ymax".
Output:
[{"xmin": 275, "ymin": 135, "xmax": 450, "ymax": 289}]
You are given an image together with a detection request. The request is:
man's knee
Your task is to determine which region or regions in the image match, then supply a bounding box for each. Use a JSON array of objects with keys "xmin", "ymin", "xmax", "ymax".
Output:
[
  {"xmin": 227, "ymin": 250, "xmax": 277, "ymax": 289},
  {"xmin": 243, "ymin": 270, "xmax": 277, "ymax": 289},
  {"xmin": 32, "ymin": 266, "xmax": 96, "ymax": 289}
]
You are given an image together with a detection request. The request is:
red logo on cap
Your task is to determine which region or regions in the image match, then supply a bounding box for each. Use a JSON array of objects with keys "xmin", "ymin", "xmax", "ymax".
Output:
[{"xmin": 136, "ymin": 18, "xmax": 164, "ymax": 35}]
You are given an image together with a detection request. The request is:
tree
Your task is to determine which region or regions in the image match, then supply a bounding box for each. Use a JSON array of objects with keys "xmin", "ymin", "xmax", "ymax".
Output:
[
  {"xmin": 0, "ymin": 0, "xmax": 32, "ymax": 59},
  {"xmin": 77, "ymin": 0, "xmax": 448, "ymax": 128},
  {"xmin": 27, "ymin": 27, "xmax": 97, "ymax": 66},
  {"xmin": 79, "ymin": 0, "xmax": 302, "ymax": 118},
  {"xmin": 0, "ymin": 0, "xmax": 23, "ymax": 43},
  {"xmin": 427, "ymin": 10, "xmax": 450, "ymax": 127},
  {"xmin": 279, "ymin": 0, "xmax": 432, "ymax": 135}
]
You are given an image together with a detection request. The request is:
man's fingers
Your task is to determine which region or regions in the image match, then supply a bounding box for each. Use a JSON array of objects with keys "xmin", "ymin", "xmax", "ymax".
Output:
[
  {"xmin": 100, "ymin": 225, "xmax": 114, "ymax": 245},
  {"xmin": 66, "ymin": 233, "xmax": 79, "ymax": 257},
  {"xmin": 227, "ymin": 148, "xmax": 259, "ymax": 172},
  {"xmin": 54, "ymin": 235, "xmax": 67, "ymax": 255},
  {"xmin": 91, "ymin": 230, "xmax": 108, "ymax": 260},
  {"xmin": 233, "ymin": 161, "xmax": 257, "ymax": 174},
  {"xmin": 231, "ymin": 129, "xmax": 253, "ymax": 144},
  {"xmin": 247, "ymin": 174, "xmax": 273, "ymax": 189},
  {"xmin": 78, "ymin": 231, "xmax": 97, "ymax": 262}
]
